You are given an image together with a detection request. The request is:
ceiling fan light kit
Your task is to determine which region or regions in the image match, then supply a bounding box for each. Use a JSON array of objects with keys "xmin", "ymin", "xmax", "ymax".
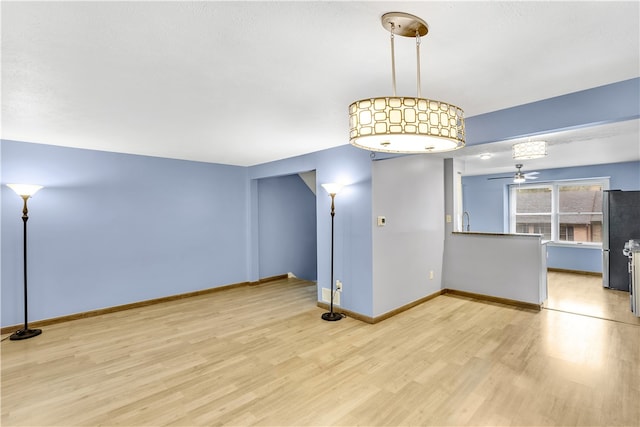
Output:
[
  {"xmin": 513, "ymin": 174, "xmax": 527, "ymax": 184},
  {"xmin": 488, "ymin": 164, "xmax": 540, "ymax": 183},
  {"xmin": 349, "ymin": 12, "xmax": 465, "ymax": 154},
  {"xmin": 512, "ymin": 140, "xmax": 547, "ymax": 160}
]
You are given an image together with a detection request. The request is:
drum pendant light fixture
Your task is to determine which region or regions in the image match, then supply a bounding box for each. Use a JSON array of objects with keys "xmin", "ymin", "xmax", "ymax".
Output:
[
  {"xmin": 512, "ymin": 140, "xmax": 548, "ymax": 160},
  {"xmin": 349, "ymin": 12, "xmax": 465, "ymax": 153}
]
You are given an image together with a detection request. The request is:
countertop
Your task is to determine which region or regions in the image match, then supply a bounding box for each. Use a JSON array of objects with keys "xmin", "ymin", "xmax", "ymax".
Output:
[{"xmin": 452, "ymin": 231, "xmax": 543, "ymax": 238}]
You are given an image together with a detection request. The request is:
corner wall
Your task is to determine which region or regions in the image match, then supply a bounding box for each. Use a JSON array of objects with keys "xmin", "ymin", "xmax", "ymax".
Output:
[
  {"xmin": 249, "ymin": 144, "xmax": 374, "ymax": 317},
  {"xmin": 371, "ymin": 155, "xmax": 445, "ymax": 317}
]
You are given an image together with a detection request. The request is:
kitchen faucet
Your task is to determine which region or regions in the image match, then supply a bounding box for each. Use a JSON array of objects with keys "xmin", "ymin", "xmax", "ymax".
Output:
[{"xmin": 462, "ymin": 211, "xmax": 470, "ymax": 232}]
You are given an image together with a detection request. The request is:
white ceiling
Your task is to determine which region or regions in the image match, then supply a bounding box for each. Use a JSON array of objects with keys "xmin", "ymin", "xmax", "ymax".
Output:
[
  {"xmin": 2, "ymin": 1, "xmax": 639, "ymax": 169},
  {"xmin": 431, "ymin": 118, "xmax": 640, "ymax": 176}
]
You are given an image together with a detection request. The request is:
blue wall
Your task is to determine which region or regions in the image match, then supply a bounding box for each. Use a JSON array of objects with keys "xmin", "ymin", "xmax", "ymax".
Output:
[
  {"xmin": 2, "ymin": 140, "xmax": 375, "ymax": 326},
  {"xmin": 257, "ymin": 174, "xmax": 317, "ymax": 281},
  {"xmin": 462, "ymin": 161, "xmax": 640, "ymax": 273},
  {"xmin": 465, "ymin": 78, "xmax": 640, "ymax": 145},
  {"xmin": 1, "ymin": 140, "xmax": 249, "ymax": 326},
  {"xmin": 2, "ymin": 79, "xmax": 637, "ymax": 326},
  {"xmin": 249, "ymin": 144, "xmax": 374, "ymax": 317},
  {"xmin": 546, "ymin": 246, "xmax": 602, "ymax": 273}
]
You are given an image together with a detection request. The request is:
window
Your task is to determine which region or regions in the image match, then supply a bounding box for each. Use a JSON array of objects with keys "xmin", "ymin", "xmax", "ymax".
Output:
[
  {"xmin": 509, "ymin": 179, "xmax": 607, "ymax": 244},
  {"xmin": 557, "ymin": 183, "xmax": 603, "ymax": 243},
  {"xmin": 512, "ymin": 186, "xmax": 552, "ymax": 240}
]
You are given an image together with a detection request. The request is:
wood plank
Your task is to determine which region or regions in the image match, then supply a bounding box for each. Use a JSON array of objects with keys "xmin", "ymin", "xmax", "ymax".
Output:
[
  {"xmin": 1, "ymin": 275, "xmax": 288, "ymax": 335},
  {"xmin": 546, "ymin": 270, "xmax": 640, "ymax": 325},
  {"xmin": 2, "ymin": 276, "xmax": 638, "ymax": 426}
]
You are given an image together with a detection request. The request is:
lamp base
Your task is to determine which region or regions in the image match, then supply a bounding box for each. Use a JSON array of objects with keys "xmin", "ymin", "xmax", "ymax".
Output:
[
  {"xmin": 321, "ymin": 311, "xmax": 343, "ymax": 322},
  {"xmin": 9, "ymin": 328, "xmax": 42, "ymax": 340}
]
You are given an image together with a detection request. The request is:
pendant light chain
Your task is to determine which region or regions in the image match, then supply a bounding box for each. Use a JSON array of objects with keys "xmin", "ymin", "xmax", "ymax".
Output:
[
  {"xmin": 390, "ymin": 23, "xmax": 397, "ymax": 97},
  {"xmin": 415, "ymin": 30, "xmax": 422, "ymax": 98}
]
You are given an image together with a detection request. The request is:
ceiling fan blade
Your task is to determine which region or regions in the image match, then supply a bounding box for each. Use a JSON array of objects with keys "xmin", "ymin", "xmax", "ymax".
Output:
[{"xmin": 488, "ymin": 167, "xmax": 539, "ymax": 182}]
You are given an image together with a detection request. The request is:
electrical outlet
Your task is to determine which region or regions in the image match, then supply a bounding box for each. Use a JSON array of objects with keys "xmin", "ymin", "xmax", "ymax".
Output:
[
  {"xmin": 336, "ymin": 280, "xmax": 343, "ymax": 291},
  {"xmin": 321, "ymin": 287, "xmax": 341, "ymax": 305}
]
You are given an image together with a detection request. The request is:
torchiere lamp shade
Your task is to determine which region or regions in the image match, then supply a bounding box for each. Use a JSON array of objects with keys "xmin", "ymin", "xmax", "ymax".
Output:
[
  {"xmin": 321, "ymin": 183, "xmax": 343, "ymax": 195},
  {"xmin": 7, "ymin": 184, "xmax": 43, "ymax": 197}
]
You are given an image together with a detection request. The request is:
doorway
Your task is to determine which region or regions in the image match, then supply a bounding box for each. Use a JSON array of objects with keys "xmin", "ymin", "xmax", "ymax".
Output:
[{"xmin": 256, "ymin": 171, "xmax": 317, "ymax": 281}]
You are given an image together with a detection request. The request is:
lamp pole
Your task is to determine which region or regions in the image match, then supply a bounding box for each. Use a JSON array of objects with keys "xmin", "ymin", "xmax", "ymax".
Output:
[
  {"xmin": 7, "ymin": 184, "xmax": 43, "ymax": 340},
  {"xmin": 321, "ymin": 183, "xmax": 343, "ymax": 322}
]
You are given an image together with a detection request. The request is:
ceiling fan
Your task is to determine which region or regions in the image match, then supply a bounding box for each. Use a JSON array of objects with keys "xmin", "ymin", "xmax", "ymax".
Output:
[{"xmin": 488, "ymin": 164, "xmax": 539, "ymax": 183}]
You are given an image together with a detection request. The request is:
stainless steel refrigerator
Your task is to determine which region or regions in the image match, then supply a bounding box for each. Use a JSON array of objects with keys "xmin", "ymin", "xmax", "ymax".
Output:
[{"xmin": 603, "ymin": 190, "xmax": 640, "ymax": 291}]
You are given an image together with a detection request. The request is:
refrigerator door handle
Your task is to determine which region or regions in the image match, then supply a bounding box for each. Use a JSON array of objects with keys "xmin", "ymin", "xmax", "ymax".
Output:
[{"xmin": 603, "ymin": 249, "xmax": 610, "ymax": 288}]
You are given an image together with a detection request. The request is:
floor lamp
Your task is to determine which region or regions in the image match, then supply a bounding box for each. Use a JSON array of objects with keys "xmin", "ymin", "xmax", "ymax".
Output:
[
  {"xmin": 7, "ymin": 183, "xmax": 44, "ymax": 340},
  {"xmin": 320, "ymin": 183, "xmax": 343, "ymax": 321}
]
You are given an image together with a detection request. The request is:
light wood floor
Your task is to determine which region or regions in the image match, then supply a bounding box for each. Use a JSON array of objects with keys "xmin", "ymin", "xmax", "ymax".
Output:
[
  {"xmin": 2, "ymin": 277, "xmax": 639, "ymax": 426},
  {"xmin": 546, "ymin": 271, "xmax": 640, "ymax": 326}
]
